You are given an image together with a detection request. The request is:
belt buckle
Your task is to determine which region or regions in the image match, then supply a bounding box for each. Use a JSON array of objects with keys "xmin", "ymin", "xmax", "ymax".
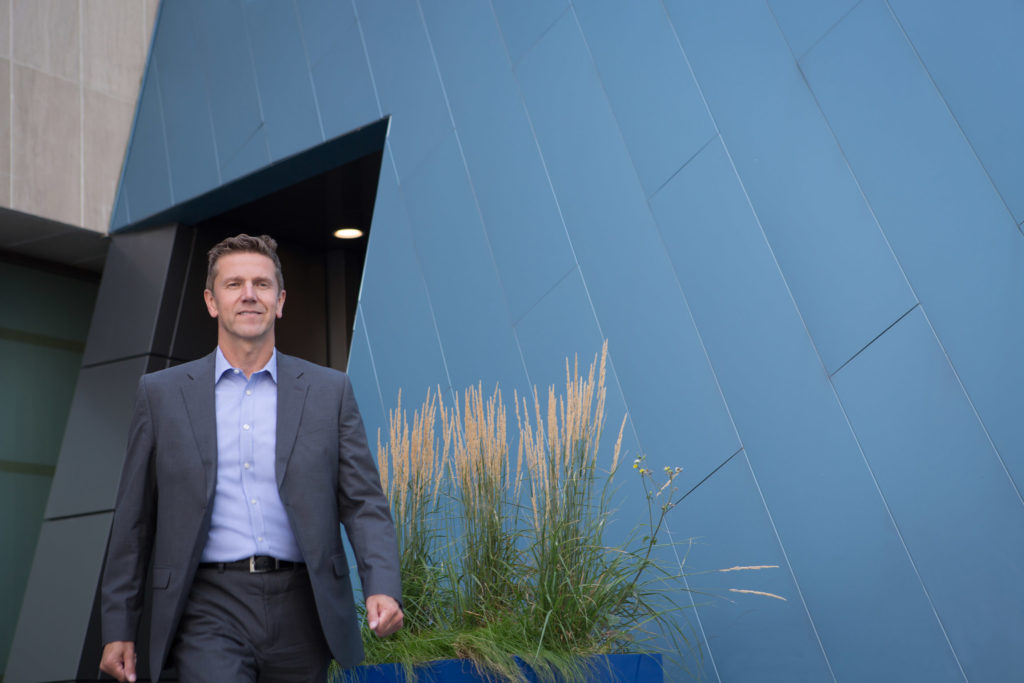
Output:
[{"xmin": 249, "ymin": 556, "xmax": 274, "ymax": 574}]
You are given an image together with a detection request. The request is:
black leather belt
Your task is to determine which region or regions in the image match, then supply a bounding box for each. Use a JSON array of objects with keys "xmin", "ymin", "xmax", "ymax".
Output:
[{"xmin": 200, "ymin": 556, "xmax": 303, "ymax": 574}]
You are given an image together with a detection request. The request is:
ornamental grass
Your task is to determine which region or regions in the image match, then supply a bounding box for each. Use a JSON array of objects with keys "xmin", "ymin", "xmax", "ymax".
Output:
[{"xmin": 353, "ymin": 343, "xmax": 776, "ymax": 682}]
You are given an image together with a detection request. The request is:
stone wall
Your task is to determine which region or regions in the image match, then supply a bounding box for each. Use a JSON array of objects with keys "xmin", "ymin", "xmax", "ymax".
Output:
[{"xmin": 0, "ymin": 0, "xmax": 159, "ymax": 232}]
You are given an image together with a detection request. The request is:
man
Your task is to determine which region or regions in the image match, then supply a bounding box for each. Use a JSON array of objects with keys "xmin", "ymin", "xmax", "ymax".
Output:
[{"xmin": 100, "ymin": 234, "xmax": 402, "ymax": 682}]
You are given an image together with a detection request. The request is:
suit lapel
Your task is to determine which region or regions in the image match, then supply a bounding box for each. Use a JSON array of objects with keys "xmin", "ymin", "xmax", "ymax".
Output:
[
  {"xmin": 275, "ymin": 353, "xmax": 310, "ymax": 487},
  {"xmin": 181, "ymin": 352, "xmax": 218, "ymax": 502}
]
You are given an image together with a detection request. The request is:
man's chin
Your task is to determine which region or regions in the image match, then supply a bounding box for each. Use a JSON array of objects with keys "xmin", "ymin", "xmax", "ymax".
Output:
[{"xmin": 223, "ymin": 324, "xmax": 272, "ymax": 340}]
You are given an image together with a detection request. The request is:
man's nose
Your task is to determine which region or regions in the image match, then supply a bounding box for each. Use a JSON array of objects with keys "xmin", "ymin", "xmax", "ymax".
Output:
[{"xmin": 242, "ymin": 283, "xmax": 257, "ymax": 299}]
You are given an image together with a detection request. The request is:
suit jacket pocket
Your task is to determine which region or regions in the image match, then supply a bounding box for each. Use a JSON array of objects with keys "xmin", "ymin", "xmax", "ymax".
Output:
[
  {"xmin": 331, "ymin": 554, "xmax": 350, "ymax": 578},
  {"xmin": 152, "ymin": 566, "xmax": 172, "ymax": 590}
]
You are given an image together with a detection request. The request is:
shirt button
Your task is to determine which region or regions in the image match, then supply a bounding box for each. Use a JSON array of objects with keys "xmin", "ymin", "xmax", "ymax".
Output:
[
  {"xmin": 245, "ymin": 389, "xmax": 252, "ymax": 396},
  {"xmin": 233, "ymin": 369, "xmax": 240, "ymax": 374},
  {"xmin": 258, "ymin": 536, "xmax": 263, "ymax": 542},
  {"xmin": 250, "ymin": 498, "xmax": 257, "ymax": 505},
  {"xmin": 244, "ymin": 463, "xmax": 251, "ymax": 470},
  {"xmin": 243, "ymin": 424, "xmax": 250, "ymax": 430}
]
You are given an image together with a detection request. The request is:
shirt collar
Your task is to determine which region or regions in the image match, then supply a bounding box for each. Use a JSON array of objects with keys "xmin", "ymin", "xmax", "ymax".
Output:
[{"xmin": 215, "ymin": 346, "xmax": 278, "ymax": 384}]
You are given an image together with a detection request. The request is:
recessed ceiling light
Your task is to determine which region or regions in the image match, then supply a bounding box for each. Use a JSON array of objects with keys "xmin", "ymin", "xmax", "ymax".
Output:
[{"xmin": 333, "ymin": 228, "xmax": 364, "ymax": 239}]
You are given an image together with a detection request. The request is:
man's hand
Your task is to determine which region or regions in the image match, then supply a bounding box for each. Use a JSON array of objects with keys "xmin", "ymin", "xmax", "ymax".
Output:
[
  {"xmin": 100, "ymin": 641, "xmax": 137, "ymax": 682},
  {"xmin": 365, "ymin": 594, "xmax": 403, "ymax": 637}
]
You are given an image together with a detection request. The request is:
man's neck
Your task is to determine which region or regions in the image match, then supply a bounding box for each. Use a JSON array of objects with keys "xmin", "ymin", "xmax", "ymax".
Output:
[{"xmin": 218, "ymin": 339, "xmax": 275, "ymax": 378}]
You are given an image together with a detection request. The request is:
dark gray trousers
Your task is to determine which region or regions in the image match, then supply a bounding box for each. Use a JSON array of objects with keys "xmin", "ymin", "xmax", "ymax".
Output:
[{"xmin": 169, "ymin": 564, "xmax": 331, "ymax": 683}]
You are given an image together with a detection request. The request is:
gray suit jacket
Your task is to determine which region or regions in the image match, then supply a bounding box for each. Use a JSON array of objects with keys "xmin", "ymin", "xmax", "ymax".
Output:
[{"xmin": 100, "ymin": 351, "xmax": 401, "ymax": 680}]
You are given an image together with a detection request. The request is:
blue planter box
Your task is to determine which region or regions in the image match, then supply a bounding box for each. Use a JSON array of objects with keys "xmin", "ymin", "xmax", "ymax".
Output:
[{"xmin": 335, "ymin": 654, "xmax": 662, "ymax": 682}]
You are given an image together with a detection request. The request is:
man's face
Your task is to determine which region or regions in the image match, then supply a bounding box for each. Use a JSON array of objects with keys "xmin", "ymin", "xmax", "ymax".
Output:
[{"xmin": 203, "ymin": 251, "xmax": 285, "ymax": 345}]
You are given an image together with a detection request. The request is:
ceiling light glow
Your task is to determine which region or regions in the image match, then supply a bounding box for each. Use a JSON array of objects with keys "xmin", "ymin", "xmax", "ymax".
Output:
[{"xmin": 334, "ymin": 228, "xmax": 364, "ymax": 239}]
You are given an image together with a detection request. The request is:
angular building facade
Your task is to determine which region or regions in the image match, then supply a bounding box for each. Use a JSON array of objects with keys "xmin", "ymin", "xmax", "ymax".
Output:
[{"xmin": 7, "ymin": 1, "xmax": 1024, "ymax": 681}]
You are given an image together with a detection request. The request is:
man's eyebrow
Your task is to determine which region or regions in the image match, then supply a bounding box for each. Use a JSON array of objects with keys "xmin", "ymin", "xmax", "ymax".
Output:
[{"xmin": 222, "ymin": 275, "xmax": 271, "ymax": 282}]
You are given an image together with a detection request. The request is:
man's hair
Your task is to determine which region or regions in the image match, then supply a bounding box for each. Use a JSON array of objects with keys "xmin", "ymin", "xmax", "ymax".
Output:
[{"xmin": 206, "ymin": 234, "xmax": 284, "ymax": 291}]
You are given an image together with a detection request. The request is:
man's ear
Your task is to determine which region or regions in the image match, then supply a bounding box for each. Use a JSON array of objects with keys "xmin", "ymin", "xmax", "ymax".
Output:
[
  {"xmin": 276, "ymin": 289, "xmax": 286, "ymax": 319},
  {"xmin": 203, "ymin": 289, "xmax": 218, "ymax": 319}
]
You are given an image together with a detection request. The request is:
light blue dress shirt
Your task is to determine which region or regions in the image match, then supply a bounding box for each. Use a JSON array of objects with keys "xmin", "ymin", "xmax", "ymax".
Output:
[{"xmin": 200, "ymin": 348, "xmax": 303, "ymax": 562}]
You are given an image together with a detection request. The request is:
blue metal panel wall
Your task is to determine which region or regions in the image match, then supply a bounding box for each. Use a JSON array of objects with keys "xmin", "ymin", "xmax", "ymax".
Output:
[{"xmin": 112, "ymin": 1, "xmax": 1024, "ymax": 680}]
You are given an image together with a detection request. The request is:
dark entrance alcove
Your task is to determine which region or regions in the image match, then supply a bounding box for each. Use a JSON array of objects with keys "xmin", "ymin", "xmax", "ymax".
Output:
[{"xmin": 183, "ymin": 145, "xmax": 384, "ymax": 370}]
